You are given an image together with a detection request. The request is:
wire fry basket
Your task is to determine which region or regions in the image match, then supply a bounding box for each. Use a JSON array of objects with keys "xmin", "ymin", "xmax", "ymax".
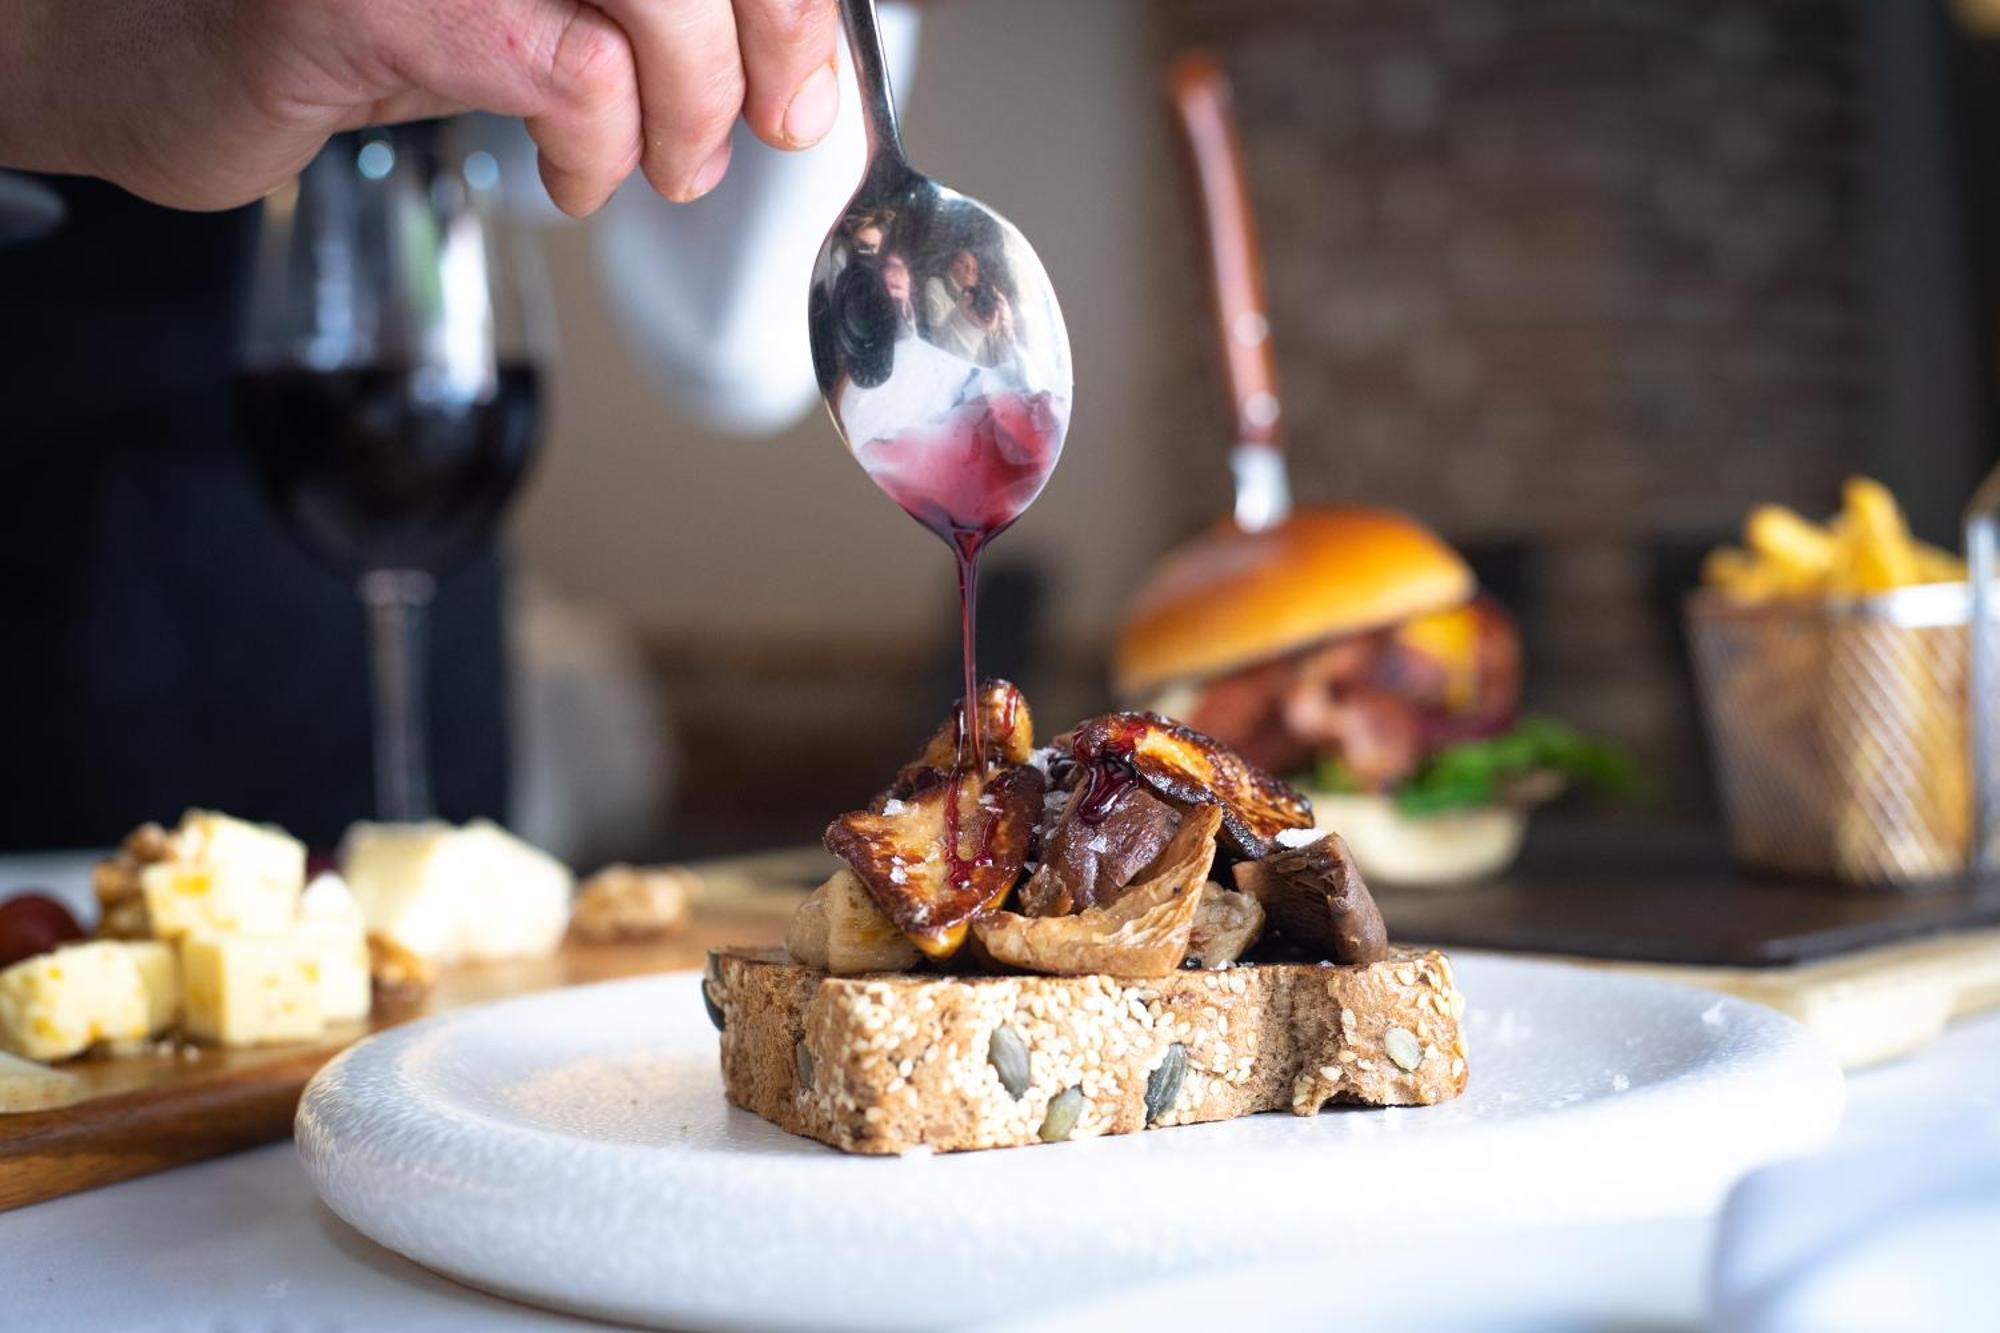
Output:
[{"xmin": 1686, "ymin": 584, "xmax": 1982, "ymax": 886}]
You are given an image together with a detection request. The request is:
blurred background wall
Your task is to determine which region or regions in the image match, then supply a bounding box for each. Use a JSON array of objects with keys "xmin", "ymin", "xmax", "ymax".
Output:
[{"xmin": 503, "ymin": 0, "xmax": 2000, "ymax": 860}]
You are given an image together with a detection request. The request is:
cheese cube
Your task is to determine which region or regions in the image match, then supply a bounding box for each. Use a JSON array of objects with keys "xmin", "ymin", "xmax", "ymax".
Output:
[
  {"xmin": 180, "ymin": 932, "xmax": 323, "ymax": 1047},
  {"xmin": 129, "ymin": 939, "xmax": 180, "ymax": 1034},
  {"xmin": 343, "ymin": 820, "xmax": 573, "ymax": 965},
  {"xmin": 141, "ymin": 809, "xmax": 306, "ymax": 941},
  {"xmin": 0, "ymin": 941, "xmax": 180, "ymax": 1062},
  {"xmin": 298, "ymin": 873, "xmax": 372, "ymax": 1023},
  {"xmin": 296, "ymin": 922, "xmax": 370, "ymax": 1023},
  {"xmin": 0, "ymin": 1050, "xmax": 83, "ymax": 1113}
]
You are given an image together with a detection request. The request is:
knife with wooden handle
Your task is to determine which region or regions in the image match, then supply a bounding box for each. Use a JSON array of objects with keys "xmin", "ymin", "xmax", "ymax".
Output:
[{"xmin": 1163, "ymin": 51, "xmax": 1291, "ymax": 533}]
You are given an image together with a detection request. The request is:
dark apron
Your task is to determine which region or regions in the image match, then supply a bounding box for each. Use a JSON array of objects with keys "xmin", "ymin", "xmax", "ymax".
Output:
[{"xmin": 0, "ymin": 178, "xmax": 507, "ymax": 851}]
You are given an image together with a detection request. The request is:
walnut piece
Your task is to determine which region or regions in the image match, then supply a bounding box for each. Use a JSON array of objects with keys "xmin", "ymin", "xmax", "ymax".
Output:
[
  {"xmin": 368, "ymin": 931, "xmax": 438, "ymax": 1008},
  {"xmin": 91, "ymin": 822, "xmax": 179, "ymax": 939},
  {"xmin": 569, "ymin": 864, "xmax": 696, "ymax": 943}
]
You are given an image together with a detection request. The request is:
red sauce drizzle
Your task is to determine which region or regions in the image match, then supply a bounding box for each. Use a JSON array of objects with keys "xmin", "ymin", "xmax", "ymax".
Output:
[
  {"xmin": 1073, "ymin": 760, "xmax": 1138, "ymax": 827},
  {"xmin": 857, "ymin": 390, "xmax": 1065, "ymax": 770}
]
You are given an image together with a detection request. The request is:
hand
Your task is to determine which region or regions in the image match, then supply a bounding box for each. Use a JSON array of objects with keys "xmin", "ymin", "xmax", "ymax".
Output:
[{"xmin": 0, "ymin": 0, "xmax": 840, "ymax": 215}]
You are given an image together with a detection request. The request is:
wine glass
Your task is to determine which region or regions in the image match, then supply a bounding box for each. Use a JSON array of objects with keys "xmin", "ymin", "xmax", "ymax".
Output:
[{"xmin": 237, "ymin": 120, "xmax": 551, "ymax": 822}]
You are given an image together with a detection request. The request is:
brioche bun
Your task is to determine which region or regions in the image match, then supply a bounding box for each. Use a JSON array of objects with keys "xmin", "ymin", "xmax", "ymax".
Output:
[{"xmin": 1114, "ymin": 507, "xmax": 1474, "ymax": 697}]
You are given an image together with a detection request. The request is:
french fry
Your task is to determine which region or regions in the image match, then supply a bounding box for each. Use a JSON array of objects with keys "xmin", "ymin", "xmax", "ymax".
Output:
[
  {"xmin": 1746, "ymin": 504, "xmax": 1839, "ymax": 580},
  {"xmin": 1704, "ymin": 479, "xmax": 1964, "ymax": 604},
  {"xmin": 1702, "ymin": 546, "xmax": 1754, "ymax": 589},
  {"xmin": 1703, "ymin": 546, "xmax": 1789, "ymax": 602},
  {"xmin": 1842, "ymin": 476, "xmax": 1921, "ymax": 592},
  {"xmin": 1915, "ymin": 543, "xmax": 1969, "ymax": 585}
]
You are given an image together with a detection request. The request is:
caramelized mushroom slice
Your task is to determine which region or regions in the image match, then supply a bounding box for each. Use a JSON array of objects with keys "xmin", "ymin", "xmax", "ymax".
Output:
[
  {"xmin": 1232, "ymin": 830, "xmax": 1388, "ymax": 964},
  {"xmin": 1185, "ymin": 882, "xmax": 1266, "ymax": 968},
  {"xmin": 1071, "ymin": 713, "xmax": 1313, "ymax": 858},
  {"xmin": 788, "ymin": 869, "xmax": 921, "ymax": 974},
  {"xmin": 1019, "ymin": 783, "xmax": 1182, "ymax": 917},
  {"xmin": 883, "ymin": 680, "xmax": 1035, "ymax": 803},
  {"xmin": 826, "ymin": 763, "xmax": 1045, "ymax": 959},
  {"xmin": 971, "ymin": 805, "xmax": 1223, "ymax": 977}
]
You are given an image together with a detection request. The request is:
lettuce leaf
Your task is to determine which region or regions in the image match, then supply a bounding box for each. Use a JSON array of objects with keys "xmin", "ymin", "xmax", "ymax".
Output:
[{"xmin": 1312, "ymin": 717, "xmax": 1639, "ymax": 817}]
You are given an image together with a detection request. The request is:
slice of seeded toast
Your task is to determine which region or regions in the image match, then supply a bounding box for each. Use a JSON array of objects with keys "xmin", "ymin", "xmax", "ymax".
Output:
[{"xmin": 710, "ymin": 947, "xmax": 1468, "ymax": 1155}]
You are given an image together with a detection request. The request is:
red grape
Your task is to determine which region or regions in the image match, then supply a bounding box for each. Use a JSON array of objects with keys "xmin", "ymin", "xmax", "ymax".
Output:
[{"xmin": 0, "ymin": 892, "xmax": 86, "ymax": 968}]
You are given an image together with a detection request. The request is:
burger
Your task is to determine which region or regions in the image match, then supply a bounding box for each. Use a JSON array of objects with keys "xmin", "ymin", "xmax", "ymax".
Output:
[{"xmin": 1114, "ymin": 507, "xmax": 1628, "ymax": 885}]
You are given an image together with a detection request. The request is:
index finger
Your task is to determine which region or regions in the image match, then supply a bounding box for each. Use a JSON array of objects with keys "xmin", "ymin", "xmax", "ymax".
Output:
[{"xmin": 732, "ymin": 0, "xmax": 841, "ymax": 149}]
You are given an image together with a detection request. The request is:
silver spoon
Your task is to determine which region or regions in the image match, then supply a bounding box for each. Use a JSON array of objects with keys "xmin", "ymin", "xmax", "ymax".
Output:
[
  {"xmin": 807, "ymin": 0, "xmax": 1073, "ymax": 542},
  {"xmin": 806, "ymin": 0, "xmax": 1073, "ymax": 763}
]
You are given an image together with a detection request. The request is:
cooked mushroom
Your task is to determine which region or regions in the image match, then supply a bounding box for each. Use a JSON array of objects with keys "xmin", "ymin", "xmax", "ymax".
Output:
[
  {"xmin": 825, "ymin": 763, "xmax": 1045, "ymax": 958},
  {"xmin": 1232, "ymin": 830, "xmax": 1388, "ymax": 964},
  {"xmin": 971, "ymin": 806, "xmax": 1223, "ymax": 977},
  {"xmin": 1069, "ymin": 713, "xmax": 1313, "ymax": 859},
  {"xmin": 787, "ymin": 869, "xmax": 922, "ymax": 974},
  {"xmin": 786, "ymin": 880, "xmax": 831, "ymax": 970},
  {"xmin": 1018, "ymin": 782, "xmax": 1182, "ymax": 917},
  {"xmin": 882, "ymin": 680, "xmax": 1034, "ymax": 804},
  {"xmin": 1185, "ymin": 882, "xmax": 1266, "ymax": 968}
]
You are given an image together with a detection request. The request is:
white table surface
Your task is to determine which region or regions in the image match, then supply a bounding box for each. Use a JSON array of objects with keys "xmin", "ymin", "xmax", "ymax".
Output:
[{"xmin": 6, "ymin": 854, "xmax": 1999, "ymax": 1331}]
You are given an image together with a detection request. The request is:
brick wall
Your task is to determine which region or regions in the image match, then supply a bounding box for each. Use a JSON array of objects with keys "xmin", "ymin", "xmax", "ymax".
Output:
[{"xmin": 1157, "ymin": 0, "xmax": 1874, "ymax": 808}]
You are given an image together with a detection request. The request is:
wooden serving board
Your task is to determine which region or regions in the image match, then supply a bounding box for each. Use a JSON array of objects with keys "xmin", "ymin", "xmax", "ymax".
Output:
[
  {"xmin": 0, "ymin": 848, "xmax": 827, "ymax": 1213},
  {"xmin": 1583, "ymin": 927, "xmax": 2000, "ymax": 1069},
  {"xmin": 1370, "ymin": 820, "xmax": 2000, "ymax": 1068}
]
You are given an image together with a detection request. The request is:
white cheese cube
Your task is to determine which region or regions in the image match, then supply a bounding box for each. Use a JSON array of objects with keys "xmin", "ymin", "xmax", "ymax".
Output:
[
  {"xmin": 140, "ymin": 809, "xmax": 306, "ymax": 940},
  {"xmin": 299, "ymin": 871, "xmax": 365, "ymax": 928},
  {"xmin": 342, "ymin": 820, "xmax": 573, "ymax": 965},
  {"xmin": 296, "ymin": 921, "xmax": 370, "ymax": 1023},
  {"xmin": 297, "ymin": 872, "xmax": 372, "ymax": 1023},
  {"xmin": 0, "ymin": 1050, "xmax": 83, "ymax": 1113},
  {"xmin": 180, "ymin": 932, "xmax": 323, "ymax": 1047},
  {"xmin": 0, "ymin": 941, "xmax": 179, "ymax": 1062},
  {"xmin": 127, "ymin": 940, "xmax": 180, "ymax": 1034}
]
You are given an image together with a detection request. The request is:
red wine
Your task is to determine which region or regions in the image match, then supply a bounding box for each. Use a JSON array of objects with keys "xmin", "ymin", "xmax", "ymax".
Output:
[
  {"xmin": 235, "ymin": 364, "xmax": 540, "ymax": 577},
  {"xmin": 854, "ymin": 389, "xmax": 1066, "ymax": 765}
]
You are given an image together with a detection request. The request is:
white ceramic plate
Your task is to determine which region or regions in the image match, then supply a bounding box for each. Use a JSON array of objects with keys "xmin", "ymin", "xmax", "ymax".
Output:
[{"xmin": 297, "ymin": 956, "xmax": 1842, "ymax": 1331}]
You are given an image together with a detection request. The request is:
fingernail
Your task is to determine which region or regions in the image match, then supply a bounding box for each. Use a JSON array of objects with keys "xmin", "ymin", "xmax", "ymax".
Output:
[
  {"xmin": 684, "ymin": 141, "xmax": 731, "ymax": 201},
  {"xmin": 782, "ymin": 63, "xmax": 839, "ymax": 147}
]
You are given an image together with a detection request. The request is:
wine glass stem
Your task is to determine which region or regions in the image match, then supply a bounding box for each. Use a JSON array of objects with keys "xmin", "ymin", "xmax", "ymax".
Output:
[{"xmin": 359, "ymin": 569, "xmax": 438, "ymax": 823}]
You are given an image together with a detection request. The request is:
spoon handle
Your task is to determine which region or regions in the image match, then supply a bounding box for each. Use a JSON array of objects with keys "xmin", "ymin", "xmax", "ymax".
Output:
[{"xmin": 841, "ymin": 0, "xmax": 909, "ymax": 185}]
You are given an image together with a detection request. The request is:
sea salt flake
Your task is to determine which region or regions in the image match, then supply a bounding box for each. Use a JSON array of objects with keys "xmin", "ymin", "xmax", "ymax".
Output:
[{"xmin": 1274, "ymin": 827, "xmax": 1327, "ymax": 850}]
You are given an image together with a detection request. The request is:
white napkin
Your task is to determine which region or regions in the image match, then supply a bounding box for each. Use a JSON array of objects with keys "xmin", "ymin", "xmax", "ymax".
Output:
[{"xmin": 1710, "ymin": 1113, "xmax": 2000, "ymax": 1332}]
